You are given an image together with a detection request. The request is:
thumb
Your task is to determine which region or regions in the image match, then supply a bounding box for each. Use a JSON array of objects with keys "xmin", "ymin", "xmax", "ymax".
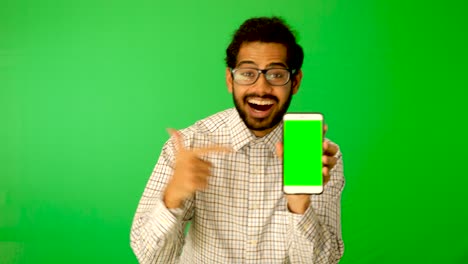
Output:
[
  {"xmin": 275, "ymin": 142, "xmax": 283, "ymax": 159},
  {"xmin": 166, "ymin": 128, "xmax": 184, "ymax": 152}
]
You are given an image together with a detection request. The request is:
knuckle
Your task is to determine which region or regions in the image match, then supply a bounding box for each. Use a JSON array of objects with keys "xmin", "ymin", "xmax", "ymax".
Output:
[{"xmin": 323, "ymin": 156, "xmax": 329, "ymax": 164}]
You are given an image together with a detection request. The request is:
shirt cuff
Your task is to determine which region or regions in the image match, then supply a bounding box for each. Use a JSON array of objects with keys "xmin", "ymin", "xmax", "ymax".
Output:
[
  {"xmin": 145, "ymin": 198, "xmax": 181, "ymax": 241},
  {"xmin": 293, "ymin": 205, "xmax": 320, "ymax": 240},
  {"xmin": 168, "ymin": 207, "xmax": 184, "ymax": 218}
]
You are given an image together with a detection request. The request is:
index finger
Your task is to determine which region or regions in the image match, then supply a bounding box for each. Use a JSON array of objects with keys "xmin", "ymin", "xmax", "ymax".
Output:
[{"xmin": 323, "ymin": 140, "xmax": 339, "ymax": 156}]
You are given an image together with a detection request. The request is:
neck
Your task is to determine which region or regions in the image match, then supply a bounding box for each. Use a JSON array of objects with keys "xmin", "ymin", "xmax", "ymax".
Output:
[{"xmin": 250, "ymin": 124, "xmax": 278, "ymax": 138}]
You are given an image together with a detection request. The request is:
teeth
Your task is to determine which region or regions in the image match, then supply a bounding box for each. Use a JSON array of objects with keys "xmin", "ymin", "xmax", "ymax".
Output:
[{"xmin": 247, "ymin": 98, "xmax": 274, "ymax": 105}]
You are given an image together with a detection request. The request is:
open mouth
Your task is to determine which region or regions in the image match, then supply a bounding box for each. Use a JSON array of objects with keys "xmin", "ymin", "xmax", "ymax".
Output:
[
  {"xmin": 248, "ymin": 102, "xmax": 274, "ymax": 112},
  {"xmin": 246, "ymin": 97, "xmax": 276, "ymax": 118}
]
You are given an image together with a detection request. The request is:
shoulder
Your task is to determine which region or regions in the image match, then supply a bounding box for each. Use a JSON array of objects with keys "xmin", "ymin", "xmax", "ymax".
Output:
[
  {"xmin": 178, "ymin": 108, "xmax": 235, "ymax": 148},
  {"xmin": 194, "ymin": 108, "xmax": 234, "ymax": 132}
]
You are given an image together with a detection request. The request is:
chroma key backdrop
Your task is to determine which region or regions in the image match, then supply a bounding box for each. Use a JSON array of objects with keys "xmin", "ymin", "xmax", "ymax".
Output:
[{"xmin": 1, "ymin": 0, "xmax": 467, "ymax": 263}]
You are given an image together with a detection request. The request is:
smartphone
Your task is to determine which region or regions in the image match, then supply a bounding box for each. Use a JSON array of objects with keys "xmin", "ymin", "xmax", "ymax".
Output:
[{"xmin": 283, "ymin": 113, "xmax": 324, "ymax": 194}]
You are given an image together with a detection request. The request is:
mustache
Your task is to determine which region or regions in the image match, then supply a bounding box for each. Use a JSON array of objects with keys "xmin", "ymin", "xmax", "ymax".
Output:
[{"xmin": 243, "ymin": 94, "xmax": 279, "ymax": 103}]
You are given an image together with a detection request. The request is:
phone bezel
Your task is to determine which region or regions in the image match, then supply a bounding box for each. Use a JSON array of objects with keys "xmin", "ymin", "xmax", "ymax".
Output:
[{"xmin": 282, "ymin": 112, "xmax": 324, "ymax": 194}]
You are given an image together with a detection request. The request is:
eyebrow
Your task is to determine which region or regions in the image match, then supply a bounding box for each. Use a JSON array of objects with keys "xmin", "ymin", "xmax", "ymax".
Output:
[{"xmin": 236, "ymin": 61, "xmax": 288, "ymax": 69}]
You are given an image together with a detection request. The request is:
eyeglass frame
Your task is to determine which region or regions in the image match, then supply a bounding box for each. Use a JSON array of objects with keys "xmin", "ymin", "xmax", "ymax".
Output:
[{"xmin": 230, "ymin": 67, "xmax": 297, "ymax": 86}]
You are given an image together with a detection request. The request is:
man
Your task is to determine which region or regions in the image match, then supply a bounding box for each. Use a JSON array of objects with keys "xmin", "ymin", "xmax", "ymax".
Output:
[{"xmin": 130, "ymin": 17, "xmax": 344, "ymax": 263}]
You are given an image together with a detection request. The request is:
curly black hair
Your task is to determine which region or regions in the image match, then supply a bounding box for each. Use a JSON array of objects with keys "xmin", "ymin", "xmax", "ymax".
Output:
[{"xmin": 225, "ymin": 17, "xmax": 304, "ymax": 74}]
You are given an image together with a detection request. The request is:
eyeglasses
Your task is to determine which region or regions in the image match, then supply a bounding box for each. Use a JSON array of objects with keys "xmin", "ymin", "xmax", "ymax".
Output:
[{"xmin": 231, "ymin": 68, "xmax": 296, "ymax": 86}]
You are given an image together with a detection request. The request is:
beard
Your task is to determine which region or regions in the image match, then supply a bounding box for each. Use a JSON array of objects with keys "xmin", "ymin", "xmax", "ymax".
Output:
[{"xmin": 232, "ymin": 87, "xmax": 293, "ymax": 133}]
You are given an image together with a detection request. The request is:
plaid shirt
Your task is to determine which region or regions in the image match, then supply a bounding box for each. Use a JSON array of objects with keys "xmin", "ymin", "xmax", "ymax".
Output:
[{"xmin": 130, "ymin": 108, "xmax": 345, "ymax": 263}]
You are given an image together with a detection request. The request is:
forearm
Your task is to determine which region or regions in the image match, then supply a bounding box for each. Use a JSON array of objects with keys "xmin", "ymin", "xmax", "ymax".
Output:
[
  {"xmin": 130, "ymin": 140, "xmax": 193, "ymax": 263},
  {"xmin": 130, "ymin": 197, "xmax": 188, "ymax": 263},
  {"xmin": 288, "ymin": 207, "xmax": 343, "ymax": 263},
  {"xmin": 288, "ymin": 153, "xmax": 345, "ymax": 263}
]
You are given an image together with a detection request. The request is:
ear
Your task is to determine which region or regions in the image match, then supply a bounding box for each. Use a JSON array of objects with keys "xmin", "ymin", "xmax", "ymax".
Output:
[
  {"xmin": 291, "ymin": 69, "xmax": 303, "ymax": 95},
  {"xmin": 226, "ymin": 67, "xmax": 233, "ymax": 93}
]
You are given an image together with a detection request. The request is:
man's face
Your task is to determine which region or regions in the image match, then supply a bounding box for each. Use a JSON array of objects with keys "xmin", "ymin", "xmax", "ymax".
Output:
[{"xmin": 226, "ymin": 42, "xmax": 302, "ymax": 137}]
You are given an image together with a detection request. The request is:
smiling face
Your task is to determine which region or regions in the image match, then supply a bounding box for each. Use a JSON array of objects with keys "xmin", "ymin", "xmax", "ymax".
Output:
[{"xmin": 226, "ymin": 42, "xmax": 303, "ymax": 137}]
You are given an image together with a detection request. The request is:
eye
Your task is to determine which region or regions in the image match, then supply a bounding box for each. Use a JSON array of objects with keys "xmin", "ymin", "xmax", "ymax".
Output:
[
  {"xmin": 267, "ymin": 69, "xmax": 287, "ymax": 79},
  {"xmin": 237, "ymin": 69, "xmax": 257, "ymax": 79}
]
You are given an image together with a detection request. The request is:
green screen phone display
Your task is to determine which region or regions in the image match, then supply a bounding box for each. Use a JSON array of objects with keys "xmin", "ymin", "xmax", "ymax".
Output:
[{"xmin": 283, "ymin": 114, "xmax": 323, "ymax": 193}]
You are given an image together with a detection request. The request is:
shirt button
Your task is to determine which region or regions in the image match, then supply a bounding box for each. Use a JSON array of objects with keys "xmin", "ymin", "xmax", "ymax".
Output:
[
  {"xmin": 251, "ymin": 203, "xmax": 259, "ymax": 210},
  {"xmin": 249, "ymin": 240, "xmax": 258, "ymax": 246}
]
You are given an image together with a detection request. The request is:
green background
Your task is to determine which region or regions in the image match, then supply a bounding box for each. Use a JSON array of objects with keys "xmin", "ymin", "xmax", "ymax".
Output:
[
  {"xmin": 284, "ymin": 120, "xmax": 323, "ymax": 186},
  {"xmin": 1, "ymin": 0, "xmax": 467, "ymax": 263}
]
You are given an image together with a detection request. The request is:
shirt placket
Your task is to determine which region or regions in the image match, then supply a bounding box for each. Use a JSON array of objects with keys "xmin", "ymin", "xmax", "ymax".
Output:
[{"xmin": 245, "ymin": 141, "xmax": 266, "ymax": 263}]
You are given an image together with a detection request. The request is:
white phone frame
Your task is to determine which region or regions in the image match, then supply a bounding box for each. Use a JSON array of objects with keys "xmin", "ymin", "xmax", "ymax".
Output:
[{"xmin": 283, "ymin": 113, "xmax": 324, "ymax": 194}]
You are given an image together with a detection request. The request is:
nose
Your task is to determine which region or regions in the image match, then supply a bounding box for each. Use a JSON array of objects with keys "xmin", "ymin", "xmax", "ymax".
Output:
[{"xmin": 251, "ymin": 73, "xmax": 273, "ymax": 95}]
